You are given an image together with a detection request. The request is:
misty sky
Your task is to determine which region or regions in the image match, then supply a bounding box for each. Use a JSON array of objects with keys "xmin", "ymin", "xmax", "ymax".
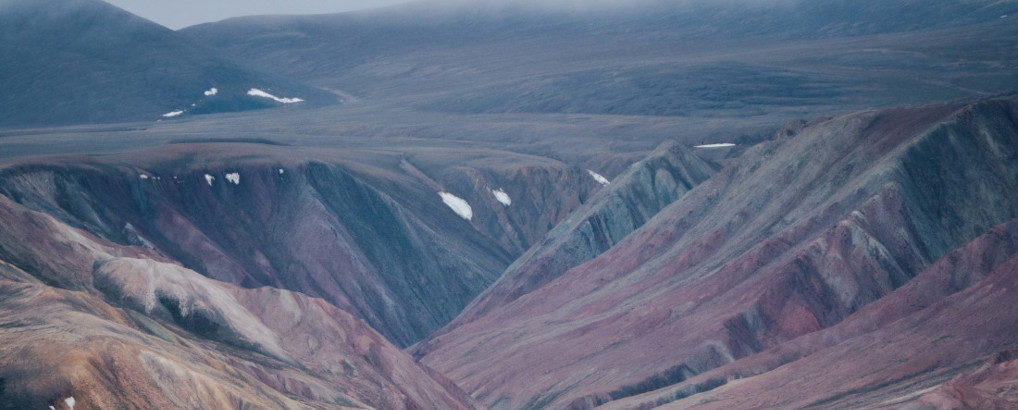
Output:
[{"xmin": 103, "ymin": 0, "xmax": 411, "ymax": 29}]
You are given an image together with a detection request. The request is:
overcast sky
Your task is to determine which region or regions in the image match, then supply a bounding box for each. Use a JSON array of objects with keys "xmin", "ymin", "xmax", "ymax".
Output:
[{"xmin": 103, "ymin": 0, "xmax": 412, "ymax": 29}]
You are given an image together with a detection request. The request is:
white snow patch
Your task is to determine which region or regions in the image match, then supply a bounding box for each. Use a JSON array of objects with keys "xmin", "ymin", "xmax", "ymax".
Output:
[
  {"xmin": 225, "ymin": 172, "xmax": 240, "ymax": 185},
  {"xmin": 50, "ymin": 407, "xmax": 56, "ymax": 410},
  {"xmin": 204, "ymin": 87, "xmax": 218, "ymax": 96},
  {"xmin": 694, "ymin": 143, "xmax": 737, "ymax": 148},
  {"xmin": 278, "ymin": 169, "xmax": 285, "ymax": 175},
  {"xmin": 247, "ymin": 88, "xmax": 303, "ymax": 104},
  {"xmin": 587, "ymin": 170, "xmax": 610, "ymax": 186},
  {"xmin": 439, "ymin": 192, "xmax": 473, "ymax": 220},
  {"xmin": 162, "ymin": 110, "xmax": 184, "ymax": 118},
  {"xmin": 204, "ymin": 174, "xmax": 215, "ymax": 186},
  {"xmin": 491, "ymin": 188, "xmax": 511, "ymax": 206},
  {"xmin": 65, "ymin": 397, "xmax": 76, "ymax": 409},
  {"xmin": 139, "ymin": 174, "xmax": 149, "ymax": 180}
]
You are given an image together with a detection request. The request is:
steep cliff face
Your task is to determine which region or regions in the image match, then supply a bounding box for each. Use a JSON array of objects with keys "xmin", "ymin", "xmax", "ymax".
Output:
[
  {"xmin": 0, "ymin": 194, "xmax": 475, "ymax": 410},
  {"xmin": 415, "ymin": 95, "xmax": 1018, "ymax": 409},
  {"xmin": 0, "ymin": 143, "xmax": 603, "ymax": 346}
]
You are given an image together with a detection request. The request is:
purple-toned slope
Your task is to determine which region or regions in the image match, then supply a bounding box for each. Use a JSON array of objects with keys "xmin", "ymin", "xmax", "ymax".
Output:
[
  {"xmin": 445, "ymin": 140, "xmax": 716, "ymax": 327},
  {"xmin": 416, "ymin": 95, "xmax": 1018, "ymax": 409},
  {"xmin": 602, "ymin": 217, "xmax": 1018, "ymax": 408},
  {"xmin": 0, "ymin": 194, "xmax": 476, "ymax": 409},
  {"xmin": 0, "ymin": 143, "xmax": 602, "ymax": 347}
]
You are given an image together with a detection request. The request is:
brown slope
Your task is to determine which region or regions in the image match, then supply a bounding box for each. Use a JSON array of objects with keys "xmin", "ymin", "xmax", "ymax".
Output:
[
  {"xmin": 0, "ymin": 194, "xmax": 475, "ymax": 410},
  {"xmin": 0, "ymin": 142, "xmax": 603, "ymax": 347},
  {"xmin": 416, "ymin": 95, "xmax": 1018, "ymax": 409}
]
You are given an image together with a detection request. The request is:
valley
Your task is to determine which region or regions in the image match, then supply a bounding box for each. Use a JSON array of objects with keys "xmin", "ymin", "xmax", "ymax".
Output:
[{"xmin": 1, "ymin": 0, "xmax": 1018, "ymax": 409}]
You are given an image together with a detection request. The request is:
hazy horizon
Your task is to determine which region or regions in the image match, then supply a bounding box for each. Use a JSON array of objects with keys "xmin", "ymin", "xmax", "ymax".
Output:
[{"xmin": 102, "ymin": 0, "xmax": 411, "ymax": 29}]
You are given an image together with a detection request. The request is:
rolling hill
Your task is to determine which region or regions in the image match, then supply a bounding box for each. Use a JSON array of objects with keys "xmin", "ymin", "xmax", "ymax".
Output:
[{"xmin": 0, "ymin": 0, "xmax": 336, "ymax": 126}]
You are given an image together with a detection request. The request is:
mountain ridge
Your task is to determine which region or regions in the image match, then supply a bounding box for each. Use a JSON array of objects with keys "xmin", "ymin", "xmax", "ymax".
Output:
[{"xmin": 415, "ymin": 94, "xmax": 1018, "ymax": 409}]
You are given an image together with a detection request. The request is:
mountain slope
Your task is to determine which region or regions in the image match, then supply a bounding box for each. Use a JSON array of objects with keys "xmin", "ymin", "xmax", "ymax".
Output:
[
  {"xmin": 415, "ymin": 95, "xmax": 1018, "ymax": 409},
  {"xmin": 446, "ymin": 140, "xmax": 716, "ymax": 326},
  {"xmin": 0, "ymin": 0, "xmax": 335, "ymax": 126},
  {"xmin": 601, "ymin": 217, "xmax": 1018, "ymax": 409},
  {"xmin": 0, "ymin": 142, "xmax": 606, "ymax": 346},
  {"xmin": 0, "ymin": 194, "xmax": 475, "ymax": 410}
]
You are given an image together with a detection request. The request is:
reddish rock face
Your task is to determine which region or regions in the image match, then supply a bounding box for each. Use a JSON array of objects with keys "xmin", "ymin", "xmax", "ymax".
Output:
[{"xmin": 416, "ymin": 96, "xmax": 1018, "ymax": 409}]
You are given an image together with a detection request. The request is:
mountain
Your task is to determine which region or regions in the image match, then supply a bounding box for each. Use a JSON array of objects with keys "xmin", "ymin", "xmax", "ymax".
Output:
[
  {"xmin": 0, "ymin": 192, "xmax": 474, "ymax": 410},
  {"xmin": 413, "ymin": 94, "xmax": 1018, "ymax": 409},
  {"xmin": 0, "ymin": 141, "xmax": 609, "ymax": 347},
  {"xmin": 453, "ymin": 139, "xmax": 717, "ymax": 324},
  {"xmin": 0, "ymin": 0, "xmax": 336, "ymax": 126},
  {"xmin": 2, "ymin": 0, "xmax": 1018, "ymax": 408},
  {"xmin": 602, "ymin": 217, "xmax": 1018, "ymax": 409},
  {"xmin": 182, "ymin": 0, "xmax": 1018, "ymax": 121}
]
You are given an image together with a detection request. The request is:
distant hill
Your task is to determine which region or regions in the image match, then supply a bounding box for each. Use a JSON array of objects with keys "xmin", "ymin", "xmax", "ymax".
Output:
[
  {"xmin": 182, "ymin": 0, "xmax": 1018, "ymax": 119},
  {"xmin": 0, "ymin": 0, "xmax": 336, "ymax": 127}
]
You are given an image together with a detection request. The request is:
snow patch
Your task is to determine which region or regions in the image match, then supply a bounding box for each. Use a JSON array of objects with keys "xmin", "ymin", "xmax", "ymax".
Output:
[
  {"xmin": 491, "ymin": 188, "xmax": 511, "ymax": 206},
  {"xmin": 587, "ymin": 170, "xmax": 610, "ymax": 186},
  {"xmin": 162, "ymin": 110, "xmax": 184, "ymax": 118},
  {"xmin": 204, "ymin": 174, "xmax": 214, "ymax": 186},
  {"xmin": 247, "ymin": 88, "xmax": 304, "ymax": 104},
  {"xmin": 694, "ymin": 143, "xmax": 736, "ymax": 148},
  {"xmin": 439, "ymin": 192, "xmax": 473, "ymax": 220},
  {"xmin": 139, "ymin": 174, "xmax": 149, "ymax": 180},
  {"xmin": 204, "ymin": 87, "xmax": 218, "ymax": 96},
  {"xmin": 65, "ymin": 397, "xmax": 76, "ymax": 409},
  {"xmin": 278, "ymin": 169, "xmax": 285, "ymax": 175},
  {"xmin": 225, "ymin": 172, "xmax": 240, "ymax": 185}
]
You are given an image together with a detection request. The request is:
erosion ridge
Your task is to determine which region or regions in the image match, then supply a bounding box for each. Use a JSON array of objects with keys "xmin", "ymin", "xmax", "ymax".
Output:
[
  {"xmin": 415, "ymin": 95, "xmax": 1018, "ymax": 409},
  {"xmin": 0, "ymin": 193, "xmax": 476, "ymax": 409},
  {"xmin": 434, "ymin": 139, "xmax": 717, "ymax": 332},
  {"xmin": 1, "ymin": 0, "xmax": 1017, "ymax": 407},
  {"xmin": 0, "ymin": 143, "xmax": 609, "ymax": 346}
]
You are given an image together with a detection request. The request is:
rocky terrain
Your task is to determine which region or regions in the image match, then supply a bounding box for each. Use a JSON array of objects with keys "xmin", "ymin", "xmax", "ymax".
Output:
[
  {"xmin": 414, "ymin": 95, "xmax": 1018, "ymax": 409},
  {"xmin": 0, "ymin": 142, "xmax": 612, "ymax": 346},
  {"xmin": 0, "ymin": 192, "xmax": 474, "ymax": 409},
  {"xmin": 1, "ymin": 0, "xmax": 1018, "ymax": 409}
]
